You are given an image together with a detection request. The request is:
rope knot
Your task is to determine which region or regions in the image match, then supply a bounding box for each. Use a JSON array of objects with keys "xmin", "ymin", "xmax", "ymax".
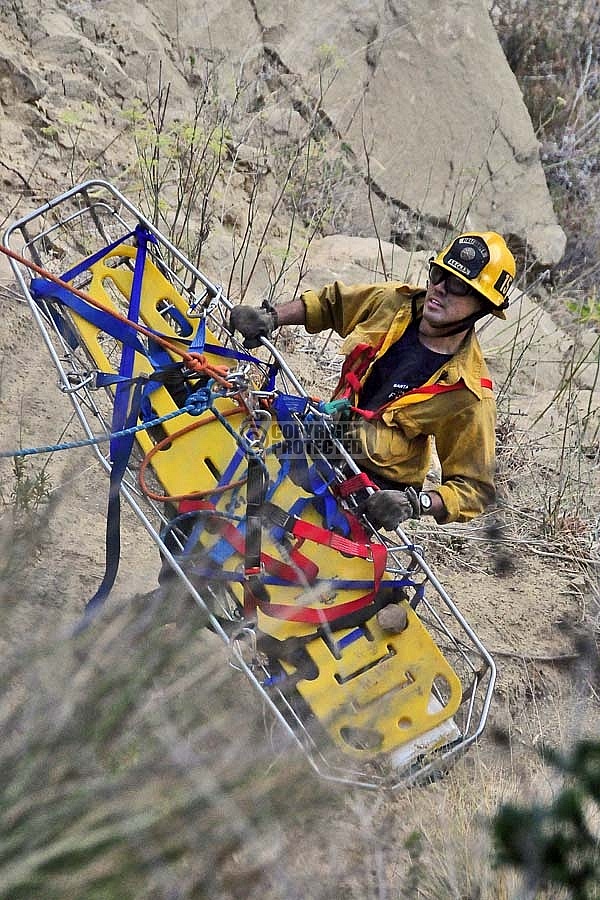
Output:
[
  {"xmin": 186, "ymin": 387, "xmax": 213, "ymax": 415},
  {"xmin": 185, "ymin": 352, "xmax": 231, "ymax": 386}
]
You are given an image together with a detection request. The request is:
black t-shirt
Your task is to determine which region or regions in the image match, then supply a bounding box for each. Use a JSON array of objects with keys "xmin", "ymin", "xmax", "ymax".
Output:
[{"xmin": 359, "ymin": 320, "xmax": 452, "ymax": 411}]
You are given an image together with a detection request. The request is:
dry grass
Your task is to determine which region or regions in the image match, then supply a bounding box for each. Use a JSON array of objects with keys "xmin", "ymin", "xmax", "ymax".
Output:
[{"xmin": 0, "ymin": 581, "xmax": 342, "ymax": 899}]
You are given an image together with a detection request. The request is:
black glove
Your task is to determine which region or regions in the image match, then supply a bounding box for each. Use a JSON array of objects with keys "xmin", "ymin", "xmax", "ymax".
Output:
[
  {"xmin": 229, "ymin": 301, "xmax": 278, "ymax": 349},
  {"xmin": 361, "ymin": 488, "xmax": 420, "ymax": 530}
]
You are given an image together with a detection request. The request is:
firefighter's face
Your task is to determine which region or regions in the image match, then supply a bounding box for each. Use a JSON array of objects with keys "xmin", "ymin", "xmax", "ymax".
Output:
[{"xmin": 423, "ymin": 272, "xmax": 485, "ymax": 328}]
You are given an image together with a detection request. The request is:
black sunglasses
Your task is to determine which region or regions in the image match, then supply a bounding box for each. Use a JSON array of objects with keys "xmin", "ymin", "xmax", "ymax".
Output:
[{"xmin": 428, "ymin": 263, "xmax": 477, "ymax": 297}]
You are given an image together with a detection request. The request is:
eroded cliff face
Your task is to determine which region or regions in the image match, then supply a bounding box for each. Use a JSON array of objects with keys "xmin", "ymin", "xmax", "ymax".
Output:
[
  {"xmin": 251, "ymin": 0, "xmax": 566, "ymax": 262},
  {"xmin": 0, "ymin": 0, "xmax": 564, "ymax": 282}
]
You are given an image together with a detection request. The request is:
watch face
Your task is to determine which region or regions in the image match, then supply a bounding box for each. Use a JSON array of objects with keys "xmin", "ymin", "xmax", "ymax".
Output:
[{"xmin": 420, "ymin": 492, "xmax": 432, "ymax": 511}]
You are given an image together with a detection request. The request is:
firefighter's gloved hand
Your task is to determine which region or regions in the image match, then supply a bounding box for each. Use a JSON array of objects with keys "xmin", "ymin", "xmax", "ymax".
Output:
[
  {"xmin": 362, "ymin": 488, "xmax": 420, "ymax": 530},
  {"xmin": 229, "ymin": 302, "xmax": 278, "ymax": 349}
]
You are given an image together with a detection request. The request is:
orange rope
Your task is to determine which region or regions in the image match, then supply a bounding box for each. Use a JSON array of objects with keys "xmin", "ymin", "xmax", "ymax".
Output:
[
  {"xmin": 0, "ymin": 243, "xmax": 232, "ymax": 387},
  {"xmin": 138, "ymin": 407, "xmax": 248, "ymax": 503},
  {"xmin": 0, "ymin": 243, "xmax": 263, "ymax": 504}
]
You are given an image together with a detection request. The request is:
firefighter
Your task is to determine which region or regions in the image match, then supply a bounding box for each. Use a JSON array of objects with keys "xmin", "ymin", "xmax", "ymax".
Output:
[{"xmin": 230, "ymin": 231, "xmax": 516, "ymax": 530}]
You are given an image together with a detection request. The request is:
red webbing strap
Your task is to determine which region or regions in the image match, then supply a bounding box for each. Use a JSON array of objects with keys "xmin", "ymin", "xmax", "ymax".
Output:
[
  {"xmin": 213, "ymin": 517, "xmax": 320, "ymax": 586},
  {"xmin": 334, "ymin": 473, "xmax": 381, "ymax": 541},
  {"xmin": 204, "ymin": 501, "xmax": 389, "ymax": 625},
  {"xmin": 336, "ymin": 471, "xmax": 379, "ymax": 498},
  {"xmin": 288, "ymin": 517, "xmax": 382, "ymax": 562},
  {"xmin": 351, "ymin": 377, "xmax": 494, "ymax": 420},
  {"xmin": 177, "ymin": 499, "xmax": 387, "ymax": 625},
  {"xmin": 256, "ymin": 513, "xmax": 388, "ymax": 623},
  {"xmin": 344, "ymin": 372, "xmax": 362, "ymax": 394},
  {"xmin": 176, "ymin": 500, "xmax": 320, "ymax": 586},
  {"xmin": 178, "ymin": 499, "xmax": 214, "ymax": 514},
  {"xmin": 261, "ymin": 588, "xmax": 384, "ymax": 624},
  {"xmin": 332, "ymin": 342, "xmax": 379, "ymax": 400}
]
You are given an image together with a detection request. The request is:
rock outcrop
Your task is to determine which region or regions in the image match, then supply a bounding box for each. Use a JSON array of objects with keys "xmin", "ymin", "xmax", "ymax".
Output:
[{"xmin": 0, "ymin": 0, "xmax": 565, "ymax": 277}]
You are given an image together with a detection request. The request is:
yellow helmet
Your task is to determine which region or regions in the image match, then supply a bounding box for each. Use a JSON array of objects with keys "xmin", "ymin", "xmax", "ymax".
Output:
[{"xmin": 432, "ymin": 231, "xmax": 516, "ymax": 319}]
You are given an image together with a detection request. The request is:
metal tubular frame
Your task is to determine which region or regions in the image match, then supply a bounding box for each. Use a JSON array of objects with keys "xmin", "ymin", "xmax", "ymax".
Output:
[{"xmin": 3, "ymin": 180, "xmax": 496, "ymax": 789}]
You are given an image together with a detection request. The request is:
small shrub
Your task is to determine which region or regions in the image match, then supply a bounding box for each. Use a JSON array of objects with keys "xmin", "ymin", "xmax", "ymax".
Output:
[
  {"xmin": 493, "ymin": 740, "xmax": 600, "ymax": 899},
  {"xmin": 3, "ymin": 456, "xmax": 52, "ymax": 512},
  {"xmin": 491, "ymin": 0, "xmax": 600, "ymax": 285}
]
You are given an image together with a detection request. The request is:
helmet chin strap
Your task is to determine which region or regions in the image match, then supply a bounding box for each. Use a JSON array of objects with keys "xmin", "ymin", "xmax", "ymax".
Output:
[
  {"xmin": 423, "ymin": 309, "xmax": 488, "ymax": 337},
  {"xmin": 410, "ymin": 291, "xmax": 492, "ymax": 338}
]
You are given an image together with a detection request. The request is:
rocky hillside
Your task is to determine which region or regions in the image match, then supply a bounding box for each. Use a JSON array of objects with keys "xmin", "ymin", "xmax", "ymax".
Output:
[
  {"xmin": 0, "ymin": 3, "xmax": 598, "ymax": 898},
  {"xmin": 1, "ymin": 0, "xmax": 565, "ymax": 270}
]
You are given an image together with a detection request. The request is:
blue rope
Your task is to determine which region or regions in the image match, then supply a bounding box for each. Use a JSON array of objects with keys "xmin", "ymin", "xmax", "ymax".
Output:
[{"xmin": 0, "ymin": 393, "xmax": 212, "ymax": 460}]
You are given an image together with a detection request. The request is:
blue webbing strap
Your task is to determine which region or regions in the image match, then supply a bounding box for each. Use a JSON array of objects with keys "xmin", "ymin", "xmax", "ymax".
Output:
[
  {"xmin": 189, "ymin": 315, "xmax": 206, "ymax": 352},
  {"xmin": 60, "ymin": 228, "xmax": 138, "ymax": 282},
  {"xmin": 43, "ymin": 228, "xmax": 137, "ymax": 352},
  {"xmin": 32, "ymin": 276, "xmax": 177, "ymax": 423},
  {"xmin": 30, "ymin": 278, "xmax": 148, "ymax": 356},
  {"xmin": 176, "ymin": 446, "xmax": 248, "ymax": 567},
  {"xmin": 203, "ymin": 342, "xmax": 279, "ymax": 391},
  {"xmin": 271, "ymin": 394, "xmax": 333, "ymax": 492},
  {"xmin": 336, "ymin": 628, "xmax": 367, "ymax": 650},
  {"xmin": 78, "ymin": 369, "xmax": 221, "ymax": 629},
  {"xmin": 205, "ymin": 441, "xmax": 292, "ymax": 568},
  {"xmin": 96, "ymin": 365, "xmax": 192, "ymax": 431},
  {"xmin": 34, "ymin": 227, "xmax": 178, "ymax": 628},
  {"xmin": 110, "ymin": 226, "xmax": 155, "ymax": 459},
  {"xmin": 185, "ymin": 565, "xmax": 414, "ymax": 592},
  {"xmin": 30, "ymin": 233, "xmax": 286, "ymax": 626},
  {"xmin": 35, "ymin": 230, "xmax": 277, "ymax": 382},
  {"xmin": 78, "ymin": 378, "xmax": 145, "ymax": 626},
  {"xmin": 270, "ymin": 393, "xmax": 350, "ymax": 533},
  {"xmin": 44, "ymin": 305, "xmax": 81, "ymax": 350}
]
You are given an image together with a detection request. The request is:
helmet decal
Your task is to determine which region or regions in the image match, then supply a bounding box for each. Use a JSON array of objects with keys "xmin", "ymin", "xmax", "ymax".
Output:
[
  {"xmin": 494, "ymin": 269, "xmax": 514, "ymax": 298},
  {"xmin": 442, "ymin": 235, "xmax": 490, "ymax": 280}
]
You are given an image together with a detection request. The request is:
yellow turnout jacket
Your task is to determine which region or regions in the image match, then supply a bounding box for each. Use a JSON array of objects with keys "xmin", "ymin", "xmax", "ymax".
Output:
[{"xmin": 301, "ymin": 280, "xmax": 497, "ymax": 523}]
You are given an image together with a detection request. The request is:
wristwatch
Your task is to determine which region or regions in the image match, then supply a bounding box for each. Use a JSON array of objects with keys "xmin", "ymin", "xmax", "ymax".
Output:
[{"xmin": 419, "ymin": 491, "xmax": 433, "ymax": 514}]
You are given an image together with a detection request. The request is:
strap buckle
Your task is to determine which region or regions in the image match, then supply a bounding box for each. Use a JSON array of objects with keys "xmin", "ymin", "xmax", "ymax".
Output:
[
  {"xmin": 60, "ymin": 370, "xmax": 98, "ymax": 393},
  {"xmin": 186, "ymin": 284, "xmax": 222, "ymax": 318}
]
